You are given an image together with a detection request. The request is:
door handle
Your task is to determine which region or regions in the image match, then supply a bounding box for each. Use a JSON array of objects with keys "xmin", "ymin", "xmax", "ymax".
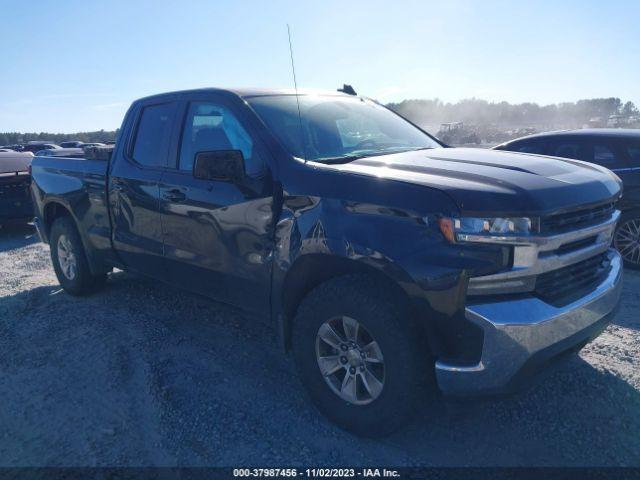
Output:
[{"xmin": 162, "ymin": 188, "xmax": 187, "ymax": 202}]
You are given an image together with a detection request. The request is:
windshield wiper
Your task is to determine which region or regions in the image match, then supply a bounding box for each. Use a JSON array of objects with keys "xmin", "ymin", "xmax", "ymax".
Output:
[
  {"xmin": 395, "ymin": 146, "xmax": 435, "ymax": 153},
  {"xmin": 313, "ymin": 153, "xmax": 370, "ymax": 164},
  {"xmin": 313, "ymin": 146, "xmax": 435, "ymax": 164}
]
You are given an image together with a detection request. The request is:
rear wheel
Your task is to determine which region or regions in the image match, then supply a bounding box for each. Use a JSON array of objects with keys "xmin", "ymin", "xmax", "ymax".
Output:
[
  {"xmin": 613, "ymin": 211, "xmax": 640, "ymax": 269},
  {"xmin": 50, "ymin": 217, "xmax": 107, "ymax": 295},
  {"xmin": 292, "ymin": 274, "xmax": 435, "ymax": 436}
]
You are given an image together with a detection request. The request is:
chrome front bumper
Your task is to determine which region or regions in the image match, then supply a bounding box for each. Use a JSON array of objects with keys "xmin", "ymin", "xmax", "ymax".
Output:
[{"xmin": 435, "ymin": 249, "xmax": 623, "ymax": 396}]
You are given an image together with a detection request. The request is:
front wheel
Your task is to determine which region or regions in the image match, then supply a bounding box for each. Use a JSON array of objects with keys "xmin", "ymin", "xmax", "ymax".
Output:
[
  {"xmin": 613, "ymin": 211, "xmax": 640, "ymax": 269},
  {"xmin": 292, "ymin": 274, "xmax": 435, "ymax": 437},
  {"xmin": 50, "ymin": 217, "xmax": 107, "ymax": 295}
]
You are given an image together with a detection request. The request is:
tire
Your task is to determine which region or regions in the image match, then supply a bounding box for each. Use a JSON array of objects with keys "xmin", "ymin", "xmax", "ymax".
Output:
[
  {"xmin": 613, "ymin": 210, "xmax": 640, "ymax": 269},
  {"xmin": 49, "ymin": 217, "xmax": 108, "ymax": 295},
  {"xmin": 291, "ymin": 274, "xmax": 435, "ymax": 437}
]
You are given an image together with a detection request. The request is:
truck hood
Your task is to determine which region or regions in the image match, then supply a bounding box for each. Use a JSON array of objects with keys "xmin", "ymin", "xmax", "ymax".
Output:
[{"xmin": 326, "ymin": 147, "xmax": 622, "ymax": 216}]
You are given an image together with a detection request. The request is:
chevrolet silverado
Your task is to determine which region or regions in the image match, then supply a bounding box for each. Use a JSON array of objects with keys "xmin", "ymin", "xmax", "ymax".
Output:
[{"xmin": 30, "ymin": 88, "xmax": 623, "ymax": 435}]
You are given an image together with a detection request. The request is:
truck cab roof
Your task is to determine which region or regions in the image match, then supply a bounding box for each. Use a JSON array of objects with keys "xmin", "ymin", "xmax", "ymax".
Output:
[{"xmin": 133, "ymin": 87, "xmax": 356, "ymax": 105}]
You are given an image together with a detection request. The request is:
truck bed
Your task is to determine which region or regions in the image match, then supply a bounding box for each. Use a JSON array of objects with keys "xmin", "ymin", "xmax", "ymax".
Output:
[{"xmin": 30, "ymin": 156, "xmax": 113, "ymax": 265}]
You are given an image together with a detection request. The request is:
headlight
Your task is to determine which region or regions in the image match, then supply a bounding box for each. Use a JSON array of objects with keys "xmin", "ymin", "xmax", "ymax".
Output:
[{"xmin": 437, "ymin": 216, "xmax": 534, "ymax": 242}]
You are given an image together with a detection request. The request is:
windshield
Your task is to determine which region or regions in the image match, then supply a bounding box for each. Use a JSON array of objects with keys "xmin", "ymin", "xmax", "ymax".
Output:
[{"xmin": 247, "ymin": 95, "xmax": 440, "ymax": 163}]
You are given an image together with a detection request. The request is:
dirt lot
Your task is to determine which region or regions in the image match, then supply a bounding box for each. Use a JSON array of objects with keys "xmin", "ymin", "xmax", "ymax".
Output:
[{"xmin": 0, "ymin": 223, "xmax": 639, "ymax": 467}]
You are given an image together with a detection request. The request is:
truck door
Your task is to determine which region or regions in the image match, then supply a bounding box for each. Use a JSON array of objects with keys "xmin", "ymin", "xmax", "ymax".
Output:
[
  {"xmin": 109, "ymin": 100, "xmax": 179, "ymax": 277},
  {"xmin": 158, "ymin": 95, "xmax": 275, "ymax": 315}
]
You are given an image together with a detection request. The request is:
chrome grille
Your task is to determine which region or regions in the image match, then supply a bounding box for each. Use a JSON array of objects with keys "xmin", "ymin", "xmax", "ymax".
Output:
[
  {"xmin": 540, "ymin": 202, "xmax": 615, "ymax": 233},
  {"xmin": 535, "ymin": 251, "xmax": 612, "ymax": 304}
]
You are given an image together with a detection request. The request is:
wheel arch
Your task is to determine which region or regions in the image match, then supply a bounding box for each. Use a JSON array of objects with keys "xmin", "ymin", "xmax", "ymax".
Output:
[
  {"xmin": 42, "ymin": 200, "xmax": 109, "ymax": 275},
  {"xmin": 276, "ymin": 252, "xmax": 432, "ymax": 352},
  {"xmin": 43, "ymin": 200, "xmax": 73, "ymax": 238}
]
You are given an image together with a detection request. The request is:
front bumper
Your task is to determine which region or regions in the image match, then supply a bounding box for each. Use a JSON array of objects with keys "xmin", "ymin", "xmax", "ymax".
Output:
[{"xmin": 435, "ymin": 249, "xmax": 623, "ymax": 396}]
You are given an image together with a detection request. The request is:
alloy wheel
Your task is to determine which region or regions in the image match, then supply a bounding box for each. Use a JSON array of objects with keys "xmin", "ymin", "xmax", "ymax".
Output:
[
  {"xmin": 614, "ymin": 218, "xmax": 640, "ymax": 266},
  {"xmin": 57, "ymin": 234, "xmax": 78, "ymax": 280},
  {"xmin": 315, "ymin": 315, "xmax": 385, "ymax": 405}
]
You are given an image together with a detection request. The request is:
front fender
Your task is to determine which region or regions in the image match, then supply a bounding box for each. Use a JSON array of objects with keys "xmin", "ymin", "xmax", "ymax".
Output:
[
  {"xmin": 273, "ymin": 195, "xmax": 470, "ymax": 303},
  {"xmin": 271, "ymin": 194, "xmax": 504, "ymax": 361}
]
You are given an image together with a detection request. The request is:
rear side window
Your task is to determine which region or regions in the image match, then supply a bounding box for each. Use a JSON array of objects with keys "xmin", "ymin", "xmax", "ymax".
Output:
[
  {"xmin": 131, "ymin": 102, "xmax": 177, "ymax": 167},
  {"xmin": 625, "ymin": 142, "xmax": 640, "ymax": 166},
  {"xmin": 592, "ymin": 144, "xmax": 620, "ymax": 166},
  {"xmin": 549, "ymin": 140, "xmax": 583, "ymax": 160},
  {"xmin": 512, "ymin": 141, "xmax": 546, "ymax": 154}
]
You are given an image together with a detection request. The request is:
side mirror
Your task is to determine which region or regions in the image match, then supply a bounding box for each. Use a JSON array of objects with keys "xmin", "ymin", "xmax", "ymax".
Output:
[{"xmin": 193, "ymin": 150, "xmax": 245, "ymax": 182}]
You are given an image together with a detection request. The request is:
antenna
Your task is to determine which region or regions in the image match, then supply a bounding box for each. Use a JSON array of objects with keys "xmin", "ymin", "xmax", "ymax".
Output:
[{"xmin": 287, "ymin": 24, "xmax": 307, "ymax": 161}]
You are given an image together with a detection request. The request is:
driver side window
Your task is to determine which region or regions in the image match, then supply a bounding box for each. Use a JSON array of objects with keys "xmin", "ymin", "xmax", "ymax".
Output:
[{"xmin": 178, "ymin": 101, "xmax": 265, "ymax": 177}]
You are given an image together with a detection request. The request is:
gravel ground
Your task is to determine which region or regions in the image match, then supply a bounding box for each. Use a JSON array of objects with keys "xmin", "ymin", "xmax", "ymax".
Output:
[{"xmin": 0, "ymin": 223, "xmax": 639, "ymax": 467}]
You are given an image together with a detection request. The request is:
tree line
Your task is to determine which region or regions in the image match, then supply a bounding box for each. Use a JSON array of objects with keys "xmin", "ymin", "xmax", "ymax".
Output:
[
  {"xmin": 1, "ymin": 97, "xmax": 639, "ymax": 146},
  {"xmin": 386, "ymin": 97, "xmax": 639, "ymax": 129},
  {"xmin": 0, "ymin": 129, "xmax": 118, "ymax": 146}
]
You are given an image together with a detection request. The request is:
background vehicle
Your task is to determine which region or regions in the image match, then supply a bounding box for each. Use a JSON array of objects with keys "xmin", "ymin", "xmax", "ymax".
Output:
[
  {"xmin": 35, "ymin": 147, "xmax": 85, "ymax": 158},
  {"xmin": 22, "ymin": 142, "xmax": 60, "ymax": 153},
  {"xmin": 59, "ymin": 141, "xmax": 85, "ymax": 148},
  {"xmin": 436, "ymin": 122, "xmax": 480, "ymax": 145},
  {"xmin": 30, "ymin": 88, "xmax": 623, "ymax": 436},
  {"xmin": 0, "ymin": 151, "xmax": 34, "ymax": 226},
  {"xmin": 494, "ymin": 129, "xmax": 640, "ymax": 268},
  {"xmin": 0, "ymin": 145, "xmax": 24, "ymax": 152}
]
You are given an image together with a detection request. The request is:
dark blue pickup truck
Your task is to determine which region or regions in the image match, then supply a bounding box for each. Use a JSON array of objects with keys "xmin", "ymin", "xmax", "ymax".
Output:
[{"xmin": 31, "ymin": 88, "xmax": 624, "ymax": 435}]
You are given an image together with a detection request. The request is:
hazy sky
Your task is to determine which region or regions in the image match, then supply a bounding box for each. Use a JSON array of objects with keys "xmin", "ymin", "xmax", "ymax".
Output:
[{"xmin": 1, "ymin": 0, "xmax": 638, "ymax": 132}]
